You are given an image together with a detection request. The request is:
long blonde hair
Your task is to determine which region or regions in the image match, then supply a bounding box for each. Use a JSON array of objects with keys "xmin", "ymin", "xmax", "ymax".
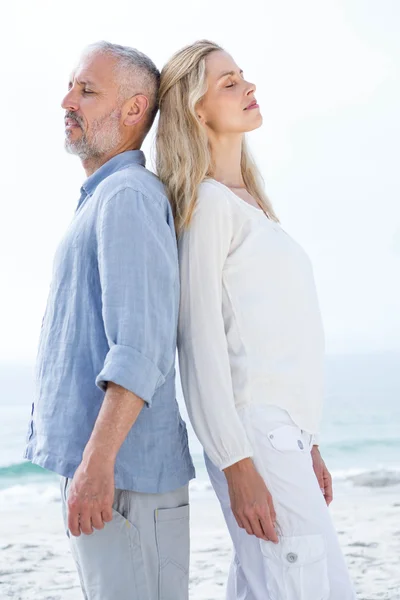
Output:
[{"xmin": 156, "ymin": 40, "xmax": 278, "ymax": 234}]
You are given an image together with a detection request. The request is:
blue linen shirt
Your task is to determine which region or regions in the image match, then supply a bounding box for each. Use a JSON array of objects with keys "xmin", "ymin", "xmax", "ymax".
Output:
[{"xmin": 24, "ymin": 150, "xmax": 195, "ymax": 493}]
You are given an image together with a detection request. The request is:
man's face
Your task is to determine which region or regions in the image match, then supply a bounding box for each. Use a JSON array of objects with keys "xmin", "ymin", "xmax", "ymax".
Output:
[{"xmin": 62, "ymin": 52, "xmax": 123, "ymax": 160}]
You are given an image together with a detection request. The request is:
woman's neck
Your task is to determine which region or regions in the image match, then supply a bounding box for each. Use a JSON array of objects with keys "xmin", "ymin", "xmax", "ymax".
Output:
[{"xmin": 209, "ymin": 133, "xmax": 244, "ymax": 188}]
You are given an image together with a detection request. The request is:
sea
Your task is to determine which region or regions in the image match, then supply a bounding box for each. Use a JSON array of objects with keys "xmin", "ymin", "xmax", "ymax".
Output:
[{"xmin": 1, "ymin": 351, "xmax": 400, "ymax": 505}]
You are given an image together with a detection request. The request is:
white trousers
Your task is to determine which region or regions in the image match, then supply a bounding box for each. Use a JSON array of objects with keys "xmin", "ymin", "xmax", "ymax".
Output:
[{"xmin": 205, "ymin": 404, "xmax": 356, "ymax": 600}]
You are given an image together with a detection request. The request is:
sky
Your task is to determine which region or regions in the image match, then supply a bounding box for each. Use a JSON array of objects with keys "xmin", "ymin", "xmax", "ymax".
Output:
[{"xmin": 2, "ymin": 0, "xmax": 400, "ymax": 361}]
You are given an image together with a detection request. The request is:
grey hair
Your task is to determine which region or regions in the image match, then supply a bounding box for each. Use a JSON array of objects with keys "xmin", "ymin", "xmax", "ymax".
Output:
[{"xmin": 83, "ymin": 41, "xmax": 160, "ymax": 132}]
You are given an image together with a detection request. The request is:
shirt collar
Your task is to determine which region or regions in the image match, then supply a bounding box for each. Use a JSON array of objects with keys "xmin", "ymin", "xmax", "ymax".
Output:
[{"xmin": 80, "ymin": 150, "xmax": 146, "ymax": 198}]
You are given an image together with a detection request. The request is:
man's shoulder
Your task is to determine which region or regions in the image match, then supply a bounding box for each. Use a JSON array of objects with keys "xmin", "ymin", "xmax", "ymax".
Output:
[{"xmin": 96, "ymin": 164, "xmax": 168, "ymax": 209}]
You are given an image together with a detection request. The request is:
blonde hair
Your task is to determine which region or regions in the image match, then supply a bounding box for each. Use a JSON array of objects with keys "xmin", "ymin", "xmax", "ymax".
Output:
[{"xmin": 156, "ymin": 40, "xmax": 278, "ymax": 234}]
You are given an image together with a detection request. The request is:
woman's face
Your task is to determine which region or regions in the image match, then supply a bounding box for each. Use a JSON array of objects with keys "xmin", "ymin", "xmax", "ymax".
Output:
[{"xmin": 197, "ymin": 50, "xmax": 262, "ymax": 135}]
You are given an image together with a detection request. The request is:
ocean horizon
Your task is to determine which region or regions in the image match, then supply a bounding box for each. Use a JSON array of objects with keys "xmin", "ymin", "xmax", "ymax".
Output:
[{"xmin": 1, "ymin": 350, "xmax": 400, "ymax": 495}]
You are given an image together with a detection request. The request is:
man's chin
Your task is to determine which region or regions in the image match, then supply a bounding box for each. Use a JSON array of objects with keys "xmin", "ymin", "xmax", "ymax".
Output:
[
  {"xmin": 65, "ymin": 140, "xmax": 89, "ymax": 159},
  {"xmin": 65, "ymin": 141, "xmax": 77, "ymax": 155}
]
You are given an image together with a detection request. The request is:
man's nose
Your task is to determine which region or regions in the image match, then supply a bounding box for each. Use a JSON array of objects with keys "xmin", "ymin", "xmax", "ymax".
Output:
[{"xmin": 61, "ymin": 89, "xmax": 79, "ymax": 112}]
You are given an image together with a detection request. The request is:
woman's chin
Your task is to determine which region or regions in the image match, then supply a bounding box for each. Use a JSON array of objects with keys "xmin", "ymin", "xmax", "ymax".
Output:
[{"xmin": 245, "ymin": 112, "xmax": 263, "ymax": 132}]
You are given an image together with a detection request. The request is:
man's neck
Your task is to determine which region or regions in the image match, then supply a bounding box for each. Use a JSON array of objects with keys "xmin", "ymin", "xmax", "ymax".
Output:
[{"xmin": 82, "ymin": 141, "xmax": 141, "ymax": 177}]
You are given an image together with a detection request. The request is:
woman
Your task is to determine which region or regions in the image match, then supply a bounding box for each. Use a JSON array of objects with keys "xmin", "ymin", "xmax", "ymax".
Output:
[{"xmin": 156, "ymin": 40, "xmax": 355, "ymax": 600}]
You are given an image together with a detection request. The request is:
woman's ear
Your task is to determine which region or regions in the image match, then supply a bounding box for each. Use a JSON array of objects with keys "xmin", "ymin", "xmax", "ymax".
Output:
[
  {"xmin": 123, "ymin": 94, "xmax": 149, "ymax": 127},
  {"xmin": 196, "ymin": 110, "xmax": 207, "ymax": 125},
  {"xmin": 196, "ymin": 99, "xmax": 206, "ymax": 124}
]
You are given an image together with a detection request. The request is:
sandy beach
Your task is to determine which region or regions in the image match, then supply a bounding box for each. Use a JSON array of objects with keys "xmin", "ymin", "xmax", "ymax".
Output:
[
  {"xmin": 2, "ymin": 356, "xmax": 400, "ymax": 598},
  {"xmin": 1, "ymin": 479, "xmax": 400, "ymax": 600}
]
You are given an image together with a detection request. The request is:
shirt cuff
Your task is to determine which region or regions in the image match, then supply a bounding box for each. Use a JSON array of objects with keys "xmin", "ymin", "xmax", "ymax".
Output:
[
  {"xmin": 96, "ymin": 344, "xmax": 165, "ymax": 406},
  {"xmin": 218, "ymin": 452, "xmax": 254, "ymax": 471},
  {"xmin": 312, "ymin": 433, "xmax": 320, "ymax": 446}
]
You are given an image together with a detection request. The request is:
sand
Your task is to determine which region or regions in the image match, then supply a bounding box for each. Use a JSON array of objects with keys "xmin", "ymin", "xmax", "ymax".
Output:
[{"xmin": 1, "ymin": 481, "xmax": 400, "ymax": 600}]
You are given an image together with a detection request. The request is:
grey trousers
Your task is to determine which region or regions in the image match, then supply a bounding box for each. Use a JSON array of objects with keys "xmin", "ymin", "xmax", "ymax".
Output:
[{"xmin": 60, "ymin": 477, "xmax": 190, "ymax": 600}]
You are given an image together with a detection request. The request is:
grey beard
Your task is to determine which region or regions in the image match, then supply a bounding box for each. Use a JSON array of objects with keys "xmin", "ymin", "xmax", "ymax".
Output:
[
  {"xmin": 65, "ymin": 132, "xmax": 94, "ymax": 160},
  {"xmin": 64, "ymin": 108, "xmax": 122, "ymax": 160}
]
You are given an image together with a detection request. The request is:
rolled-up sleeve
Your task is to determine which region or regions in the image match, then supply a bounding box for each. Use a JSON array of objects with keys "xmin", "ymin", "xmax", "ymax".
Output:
[{"xmin": 95, "ymin": 187, "xmax": 177, "ymax": 405}]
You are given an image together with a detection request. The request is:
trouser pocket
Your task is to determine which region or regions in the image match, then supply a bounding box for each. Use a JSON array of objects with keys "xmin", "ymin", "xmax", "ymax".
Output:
[
  {"xmin": 260, "ymin": 534, "xmax": 330, "ymax": 600},
  {"xmin": 68, "ymin": 506, "xmax": 149, "ymax": 600},
  {"xmin": 155, "ymin": 504, "xmax": 190, "ymax": 600},
  {"xmin": 265, "ymin": 424, "xmax": 310, "ymax": 453}
]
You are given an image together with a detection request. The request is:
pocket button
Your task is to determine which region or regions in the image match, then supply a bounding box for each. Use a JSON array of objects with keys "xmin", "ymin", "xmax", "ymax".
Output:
[
  {"xmin": 287, "ymin": 552, "xmax": 298, "ymax": 563},
  {"xmin": 297, "ymin": 440, "xmax": 304, "ymax": 450}
]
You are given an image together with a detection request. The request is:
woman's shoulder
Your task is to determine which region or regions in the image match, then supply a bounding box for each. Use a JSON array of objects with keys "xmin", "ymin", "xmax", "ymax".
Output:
[
  {"xmin": 179, "ymin": 180, "xmax": 236, "ymax": 244},
  {"xmin": 196, "ymin": 179, "xmax": 232, "ymax": 213},
  {"xmin": 178, "ymin": 179, "xmax": 233, "ymax": 238}
]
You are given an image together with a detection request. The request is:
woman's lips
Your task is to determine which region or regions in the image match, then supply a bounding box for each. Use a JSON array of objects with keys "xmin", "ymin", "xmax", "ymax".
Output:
[{"xmin": 245, "ymin": 101, "xmax": 259, "ymax": 111}]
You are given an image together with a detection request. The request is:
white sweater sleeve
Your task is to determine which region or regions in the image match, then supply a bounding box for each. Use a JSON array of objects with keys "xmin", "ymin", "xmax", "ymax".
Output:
[{"xmin": 177, "ymin": 184, "xmax": 254, "ymax": 470}]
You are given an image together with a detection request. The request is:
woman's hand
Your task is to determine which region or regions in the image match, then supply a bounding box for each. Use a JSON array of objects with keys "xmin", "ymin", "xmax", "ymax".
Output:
[
  {"xmin": 311, "ymin": 446, "xmax": 333, "ymax": 505},
  {"xmin": 223, "ymin": 458, "xmax": 278, "ymax": 543}
]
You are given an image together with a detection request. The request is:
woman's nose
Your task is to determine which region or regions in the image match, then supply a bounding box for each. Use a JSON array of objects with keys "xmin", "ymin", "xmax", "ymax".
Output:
[{"xmin": 245, "ymin": 80, "xmax": 256, "ymax": 96}]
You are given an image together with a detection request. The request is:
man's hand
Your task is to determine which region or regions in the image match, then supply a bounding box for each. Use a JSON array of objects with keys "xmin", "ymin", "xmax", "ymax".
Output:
[
  {"xmin": 67, "ymin": 455, "xmax": 115, "ymax": 537},
  {"xmin": 223, "ymin": 458, "xmax": 278, "ymax": 543},
  {"xmin": 67, "ymin": 382, "xmax": 145, "ymax": 537},
  {"xmin": 311, "ymin": 446, "xmax": 333, "ymax": 505}
]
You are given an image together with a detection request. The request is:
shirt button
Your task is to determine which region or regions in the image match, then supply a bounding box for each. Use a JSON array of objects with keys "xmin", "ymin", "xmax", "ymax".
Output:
[
  {"xmin": 287, "ymin": 552, "xmax": 298, "ymax": 563},
  {"xmin": 297, "ymin": 439, "xmax": 304, "ymax": 450}
]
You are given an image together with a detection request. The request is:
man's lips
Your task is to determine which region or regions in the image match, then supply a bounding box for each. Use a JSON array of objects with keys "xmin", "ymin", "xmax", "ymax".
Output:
[
  {"xmin": 65, "ymin": 118, "xmax": 81, "ymax": 129},
  {"xmin": 244, "ymin": 100, "xmax": 259, "ymax": 111}
]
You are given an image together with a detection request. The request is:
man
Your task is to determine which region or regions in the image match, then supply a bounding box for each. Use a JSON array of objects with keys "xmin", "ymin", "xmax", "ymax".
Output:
[{"xmin": 24, "ymin": 41, "xmax": 195, "ymax": 600}]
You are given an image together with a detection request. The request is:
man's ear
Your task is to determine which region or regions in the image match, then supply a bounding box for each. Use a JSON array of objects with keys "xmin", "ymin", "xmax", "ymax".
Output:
[{"xmin": 123, "ymin": 94, "xmax": 149, "ymax": 127}]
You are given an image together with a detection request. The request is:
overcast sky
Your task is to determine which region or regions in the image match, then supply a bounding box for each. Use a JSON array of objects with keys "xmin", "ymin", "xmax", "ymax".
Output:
[{"xmin": 2, "ymin": 0, "xmax": 399, "ymax": 362}]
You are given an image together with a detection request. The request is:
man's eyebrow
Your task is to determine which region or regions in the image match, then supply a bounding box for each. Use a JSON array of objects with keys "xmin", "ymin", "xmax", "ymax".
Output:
[
  {"xmin": 217, "ymin": 69, "xmax": 244, "ymax": 81},
  {"xmin": 68, "ymin": 76, "xmax": 97, "ymax": 89},
  {"xmin": 77, "ymin": 78, "xmax": 96, "ymax": 87}
]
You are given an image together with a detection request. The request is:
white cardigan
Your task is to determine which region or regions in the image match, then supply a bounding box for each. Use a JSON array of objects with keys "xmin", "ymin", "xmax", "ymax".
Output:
[{"xmin": 178, "ymin": 179, "xmax": 325, "ymax": 470}]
